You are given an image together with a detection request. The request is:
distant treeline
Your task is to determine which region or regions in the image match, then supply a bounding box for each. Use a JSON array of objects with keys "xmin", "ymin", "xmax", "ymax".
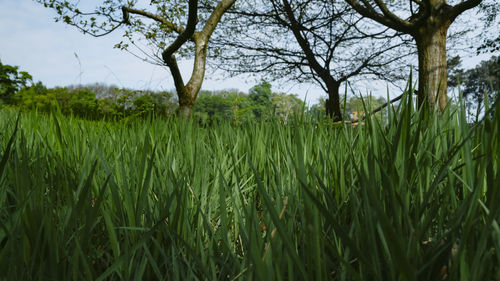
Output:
[
  {"xmin": 1, "ymin": 79, "xmax": 307, "ymax": 123},
  {"xmin": 1, "ymin": 60, "xmax": 388, "ymax": 123}
]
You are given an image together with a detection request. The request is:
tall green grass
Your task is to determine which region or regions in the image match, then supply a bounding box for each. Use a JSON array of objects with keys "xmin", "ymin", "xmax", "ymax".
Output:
[{"xmin": 0, "ymin": 91, "xmax": 498, "ymax": 280}]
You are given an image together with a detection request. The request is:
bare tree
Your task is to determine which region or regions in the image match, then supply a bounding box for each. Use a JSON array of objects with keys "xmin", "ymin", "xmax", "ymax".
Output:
[
  {"xmin": 343, "ymin": 0, "xmax": 486, "ymax": 111},
  {"xmin": 210, "ymin": 0, "xmax": 413, "ymax": 120},
  {"xmin": 35, "ymin": 0, "xmax": 235, "ymax": 118}
]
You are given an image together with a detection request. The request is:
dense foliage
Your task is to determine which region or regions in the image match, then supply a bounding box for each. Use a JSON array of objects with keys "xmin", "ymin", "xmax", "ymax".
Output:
[
  {"xmin": 9, "ymin": 82, "xmax": 177, "ymax": 120},
  {"xmin": 0, "ymin": 61, "xmax": 312, "ymax": 122},
  {"xmin": 0, "ymin": 60, "xmax": 32, "ymax": 105},
  {"xmin": 0, "ymin": 89, "xmax": 498, "ymax": 280},
  {"xmin": 34, "ymin": 0, "xmax": 498, "ymax": 116},
  {"xmin": 6, "ymin": 81, "xmax": 307, "ymax": 123},
  {"xmin": 449, "ymin": 56, "xmax": 500, "ymax": 118}
]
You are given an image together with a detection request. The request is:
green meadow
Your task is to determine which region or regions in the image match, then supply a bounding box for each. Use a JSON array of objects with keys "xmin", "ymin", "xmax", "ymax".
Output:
[{"xmin": 1, "ymin": 93, "xmax": 499, "ymax": 280}]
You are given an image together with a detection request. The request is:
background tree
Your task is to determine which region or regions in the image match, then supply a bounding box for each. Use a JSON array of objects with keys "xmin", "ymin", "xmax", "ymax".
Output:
[
  {"xmin": 211, "ymin": 0, "xmax": 412, "ymax": 120},
  {"xmin": 0, "ymin": 60, "xmax": 33, "ymax": 105},
  {"xmin": 35, "ymin": 0, "xmax": 235, "ymax": 118},
  {"xmin": 308, "ymin": 97, "xmax": 327, "ymax": 120},
  {"xmin": 248, "ymin": 81, "xmax": 273, "ymax": 119},
  {"xmin": 344, "ymin": 0, "xmax": 486, "ymax": 112},
  {"xmin": 344, "ymin": 95, "xmax": 387, "ymax": 122},
  {"xmin": 271, "ymin": 92, "xmax": 305, "ymax": 122},
  {"xmin": 193, "ymin": 90, "xmax": 234, "ymax": 123},
  {"xmin": 449, "ymin": 55, "xmax": 499, "ymax": 118},
  {"xmin": 192, "ymin": 82, "xmax": 304, "ymax": 124}
]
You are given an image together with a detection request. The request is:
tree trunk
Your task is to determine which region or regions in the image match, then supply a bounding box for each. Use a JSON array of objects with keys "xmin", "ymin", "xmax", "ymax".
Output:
[
  {"xmin": 343, "ymin": 0, "xmax": 483, "ymax": 113},
  {"xmin": 176, "ymin": 89, "xmax": 195, "ymax": 119},
  {"xmin": 414, "ymin": 22, "xmax": 451, "ymax": 111},
  {"xmin": 172, "ymin": 39, "xmax": 207, "ymax": 119},
  {"xmin": 177, "ymin": 103, "xmax": 193, "ymax": 119},
  {"xmin": 164, "ymin": 54, "xmax": 195, "ymax": 119},
  {"xmin": 324, "ymin": 79, "xmax": 342, "ymax": 121}
]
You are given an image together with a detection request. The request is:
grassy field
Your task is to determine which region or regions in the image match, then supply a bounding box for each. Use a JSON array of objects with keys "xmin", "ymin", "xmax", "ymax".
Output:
[{"xmin": 0, "ymin": 93, "xmax": 499, "ymax": 280}]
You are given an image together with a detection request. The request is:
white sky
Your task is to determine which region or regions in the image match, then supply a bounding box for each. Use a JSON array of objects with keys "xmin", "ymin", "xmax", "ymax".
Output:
[
  {"xmin": 0, "ymin": 2, "xmax": 264, "ymax": 93},
  {"xmin": 0, "ymin": 0, "xmax": 496, "ymax": 105}
]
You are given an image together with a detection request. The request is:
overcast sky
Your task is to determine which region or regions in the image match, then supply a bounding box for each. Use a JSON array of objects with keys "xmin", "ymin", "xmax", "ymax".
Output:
[
  {"xmin": 0, "ymin": 0, "xmax": 496, "ymax": 104},
  {"xmin": 0, "ymin": 1, "xmax": 278, "ymax": 95}
]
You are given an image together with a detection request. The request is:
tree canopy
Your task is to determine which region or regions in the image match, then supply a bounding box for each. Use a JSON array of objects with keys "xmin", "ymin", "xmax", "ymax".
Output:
[
  {"xmin": 0, "ymin": 60, "xmax": 33, "ymax": 105},
  {"xmin": 33, "ymin": 0, "xmax": 496, "ymax": 119},
  {"xmin": 449, "ymin": 55, "xmax": 499, "ymax": 118},
  {"xmin": 343, "ymin": 0, "xmax": 487, "ymax": 111},
  {"xmin": 36, "ymin": 0, "xmax": 236, "ymax": 118},
  {"xmin": 211, "ymin": 0, "xmax": 412, "ymax": 120}
]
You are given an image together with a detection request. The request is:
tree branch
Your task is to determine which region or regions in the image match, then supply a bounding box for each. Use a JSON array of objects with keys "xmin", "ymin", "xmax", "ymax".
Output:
[
  {"xmin": 373, "ymin": 0, "xmax": 410, "ymax": 27},
  {"xmin": 449, "ymin": 0, "xmax": 483, "ymax": 21},
  {"xmin": 199, "ymin": 0, "xmax": 236, "ymax": 41},
  {"xmin": 282, "ymin": 0, "xmax": 329, "ymax": 78},
  {"xmin": 122, "ymin": 7, "xmax": 185, "ymax": 34},
  {"xmin": 157, "ymin": 0, "xmax": 198, "ymax": 99},
  {"xmin": 72, "ymin": 22, "xmax": 123, "ymax": 38},
  {"xmin": 162, "ymin": 0, "xmax": 198, "ymax": 63},
  {"xmin": 344, "ymin": 0, "xmax": 414, "ymax": 33}
]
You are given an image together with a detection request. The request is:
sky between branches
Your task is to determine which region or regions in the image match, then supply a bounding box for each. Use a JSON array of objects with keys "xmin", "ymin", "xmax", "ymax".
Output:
[{"xmin": 0, "ymin": 0, "xmax": 496, "ymax": 105}]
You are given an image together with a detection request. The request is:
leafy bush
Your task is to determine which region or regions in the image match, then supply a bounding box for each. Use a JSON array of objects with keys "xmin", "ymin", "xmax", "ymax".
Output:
[
  {"xmin": 193, "ymin": 90, "xmax": 233, "ymax": 124},
  {"xmin": 131, "ymin": 91, "xmax": 176, "ymax": 118},
  {"xmin": 14, "ymin": 82, "xmax": 58, "ymax": 111},
  {"xmin": 68, "ymin": 88, "xmax": 101, "ymax": 119},
  {"xmin": 248, "ymin": 80, "xmax": 273, "ymax": 119}
]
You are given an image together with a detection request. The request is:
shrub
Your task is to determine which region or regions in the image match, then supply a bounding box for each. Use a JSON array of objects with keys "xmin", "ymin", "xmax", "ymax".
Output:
[
  {"xmin": 68, "ymin": 88, "xmax": 101, "ymax": 119},
  {"xmin": 14, "ymin": 82, "xmax": 57, "ymax": 112}
]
